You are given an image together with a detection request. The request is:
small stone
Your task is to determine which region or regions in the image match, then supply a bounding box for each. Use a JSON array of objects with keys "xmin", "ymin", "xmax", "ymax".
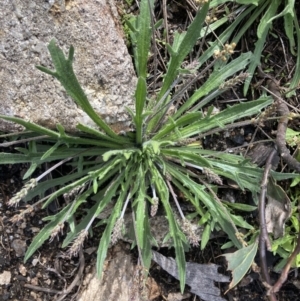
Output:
[
  {"xmin": 36, "ymin": 272, "xmax": 42, "ymax": 278},
  {"xmin": 20, "ymin": 222, "xmax": 27, "ymax": 229},
  {"xmin": 30, "ymin": 227, "xmax": 40, "ymax": 233},
  {"xmin": 11, "ymin": 239, "xmax": 27, "ymax": 257},
  {"xmin": 32, "ymin": 258, "xmax": 39, "ymax": 266},
  {"xmin": 167, "ymin": 292, "xmax": 191, "ymax": 301},
  {"xmin": 30, "ymin": 277, "xmax": 39, "ymax": 286},
  {"xmin": 293, "ymin": 280, "xmax": 300, "ymax": 289},
  {"xmin": 44, "ymin": 279, "xmax": 51, "ymax": 285},
  {"xmin": 19, "ymin": 264, "xmax": 27, "ymax": 276},
  {"xmin": 0, "ymin": 271, "xmax": 11, "ymax": 285},
  {"xmin": 30, "ymin": 291, "xmax": 38, "ymax": 299}
]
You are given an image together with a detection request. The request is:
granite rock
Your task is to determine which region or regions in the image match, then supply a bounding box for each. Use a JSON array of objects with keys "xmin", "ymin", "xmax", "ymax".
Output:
[{"xmin": 0, "ymin": 0, "xmax": 136, "ymax": 133}]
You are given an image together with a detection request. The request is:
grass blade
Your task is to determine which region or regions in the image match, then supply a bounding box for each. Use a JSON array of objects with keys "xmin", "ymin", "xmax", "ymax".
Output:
[
  {"xmin": 151, "ymin": 164, "xmax": 186, "ymax": 292},
  {"xmin": 135, "ymin": 0, "xmax": 154, "ymax": 78},
  {"xmin": 286, "ymin": 11, "xmax": 300, "ymax": 97},
  {"xmin": 24, "ymin": 204, "xmax": 72, "ymax": 262},
  {"xmin": 158, "ymin": 3, "xmax": 209, "ymax": 103},
  {"xmin": 0, "ymin": 115, "xmax": 59, "ymax": 138},
  {"xmin": 37, "ymin": 40, "xmax": 124, "ymax": 140},
  {"xmin": 175, "ymin": 53, "xmax": 252, "ymax": 118}
]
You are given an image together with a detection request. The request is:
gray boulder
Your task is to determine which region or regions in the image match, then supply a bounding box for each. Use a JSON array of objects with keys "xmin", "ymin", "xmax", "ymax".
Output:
[{"xmin": 0, "ymin": 0, "xmax": 136, "ymax": 133}]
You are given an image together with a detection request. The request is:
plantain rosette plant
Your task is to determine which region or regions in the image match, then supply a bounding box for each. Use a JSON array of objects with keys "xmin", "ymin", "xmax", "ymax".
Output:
[{"xmin": 0, "ymin": 0, "xmax": 292, "ymax": 291}]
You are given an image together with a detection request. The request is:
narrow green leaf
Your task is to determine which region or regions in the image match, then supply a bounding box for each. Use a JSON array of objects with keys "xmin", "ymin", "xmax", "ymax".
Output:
[
  {"xmin": 135, "ymin": 169, "xmax": 146, "ymax": 249},
  {"xmin": 102, "ymin": 149, "xmax": 136, "ymax": 162},
  {"xmin": 135, "ymin": 0, "xmax": 154, "ymax": 78},
  {"xmin": 135, "ymin": 76, "xmax": 147, "ymax": 144},
  {"xmin": 257, "ymin": 0, "xmax": 279, "ymax": 39},
  {"xmin": 23, "ymin": 163, "xmax": 38, "ymax": 180},
  {"xmin": 42, "ymin": 159, "xmax": 121, "ymax": 208},
  {"xmin": 14, "ymin": 147, "xmax": 30, "ymax": 155},
  {"xmin": 236, "ymin": 0, "xmax": 259, "ymax": 4},
  {"xmin": 96, "ymin": 196, "xmax": 123, "ymax": 278},
  {"xmin": 284, "ymin": 9, "xmax": 296, "ymax": 55},
  {"xmin": 133, "ymin": 170, "xmax": 153, "ymax": 270},
  {"xmin": 271, "ymin": 170, "xmax": 299, "ymax": 181},
  {"xmin": 37, "ymin": 40, "xmax": 124, "ymax": 141},
  {"xmin": 158, "ymin": 3, "xmax": 209, "ymax": 102},
  {"xmin": 62, "ymin": 201, "xmax": 99, "ymax": 248},
  {"xmin": 201, "ymin": 224, "xmax": 211, "ymax": 250},
  {"xmin": 56, "ymin": 124, "xmax": 67, "ymax": 137},
  {"xmin": 0, "ymin": 115, "xmax": 59, "ymax": 138},
  {"xmin": 0, "ymin": 153, "xmax": 34, "ymax": 164},
  {"xmin": 140, "ymin": 212, "xmax": 153, "ymax": 271},
  {"xmin": 175, "ymin": 52, "xmax": 252, "ymax": 118},
  {"xmin": 24, "ymin": 204, "xmax": 72, "ymax": 262},
  {"xmin": 93, "ymin": 178, "xmax": 98, "ymax": 194},
  {"xmin": 230, "ymin": 214, "xmax": 254, "ymax": 230},
  {"xmin": 166, "ymin": 43, "xmax": 176, "ymax": 57},
  {"xmin": 233, "ymin": 1, "xmax": 269, "ymax": 43},
  {"xmin": 198, "ymin": 5, "xmax": 257, "ymax": 67},
  {"xmin": 41, "ymin": 174, "xmax": 91, "ymax": 208},
  {"xmin": 154, "ymin": 18, "xmax": 163, "ymax": 29},
  {"xmin": 151, "ymin": 164, "xmax": 186, "ymax": 292},
  {"xmin": 169, "ymin": 97, "xmax": 272, "ymax": 140},
  {"xmin": 286, "ymin": 12, "xmax": 300, "ymax": 97},
  {"xmin": 76, "ymin": 123, "xmax": 130, "ymax": 146},
  {"xmin": 153, "ymin": 112, "xmax": 202, "ymax": 140},
  {"xmin": 199, "ymin": 16, "xmax": 228, "ymax": 39},
  {"xmin": 62, "ymin": 174, "xmax": 125, "ymax": 248},
  {"xmin": 96, "ymin": 175, "xmax": 132, "ymax": 278},
  {"xmin": 61, "ymin": 135, "xmax": 126, "ymax": 148},
  {"xmin": 166, "ymin": 162, "xmax": 242, "ymax": 248},
  {"xmin": 244, "ymin": 0, "xmax": 281, "ymax": 95},
  {"xmin": 161, "ymin": 149, "xmax": 212, "ymax": 169},
  {"xmin": 223, "ymin": 202, "xmax": 257, "ymax": 212},
  {"xmin": 290, "ymin": 175, "xmax": 300, "ymax": 187},
  {"xmin": 221, "ymin": 241, "xmax": 234, "ymax": 249},
  {"xmin": 41, "ymin": 141, "xmax": 61, "ymax": 160},
  {"xmin": 267, "ymin": 0, "xmax": 294, "ymax": 24},
  {"xmin": 171, "ymin": 31, "xmax": 186, "ymax": 53}
]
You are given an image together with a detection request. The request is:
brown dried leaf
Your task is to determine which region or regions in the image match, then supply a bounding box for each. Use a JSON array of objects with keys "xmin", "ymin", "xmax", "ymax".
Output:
[
  {"xmin": 266, "ymin": 179, "xmax": 292, "ymax": 238},
  {"xmin": 266, "ymin": 197, "xmax": 291, "ymax": 238}
]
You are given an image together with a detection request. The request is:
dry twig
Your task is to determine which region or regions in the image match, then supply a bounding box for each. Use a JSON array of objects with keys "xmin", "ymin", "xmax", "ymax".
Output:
[
  {"xmin": 54, "ymin": 247, "xmax": 85, "ymax": 301},
  {"xmin": 265, "ymin": 79, "xmax": 300, "ymax": 172},
  {"xmin": 258, "ymin": 148, "xmax": 277, "ymax": 301}
]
